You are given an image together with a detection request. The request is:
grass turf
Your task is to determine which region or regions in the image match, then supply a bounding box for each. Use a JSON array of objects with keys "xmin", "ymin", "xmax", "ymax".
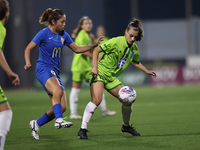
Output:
[{"xmin": 3, "ymin": 85, "xmax": 200, "ymax": 150}]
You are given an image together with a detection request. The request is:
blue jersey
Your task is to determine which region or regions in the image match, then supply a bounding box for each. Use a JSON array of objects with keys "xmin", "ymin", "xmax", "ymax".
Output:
[{"xmin": 32, "ymin": 27, "xmax": 73, "ymax": 70}]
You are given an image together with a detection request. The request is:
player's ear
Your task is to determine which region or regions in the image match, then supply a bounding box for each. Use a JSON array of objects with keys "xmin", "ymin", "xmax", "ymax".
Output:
[{"xmin": 6, "ymin": 12, "xmax": 9, "ymax": 18}]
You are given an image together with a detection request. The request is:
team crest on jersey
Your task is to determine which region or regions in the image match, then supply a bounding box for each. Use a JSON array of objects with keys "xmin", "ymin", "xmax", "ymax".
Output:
[
  {"xmin": 61, "ymin": 37, "xmax": 64, "ymax": 44},
  {"xmin": 131, "ymin": 52, "xmax": 135, "ymax": 57},
  {"xmin": 118, "ymin": 58, "xmax": 127, "ymax": 68},
  {"xmin": 51, "ymin": 70, "xmax": 56, "ymax": 75}
]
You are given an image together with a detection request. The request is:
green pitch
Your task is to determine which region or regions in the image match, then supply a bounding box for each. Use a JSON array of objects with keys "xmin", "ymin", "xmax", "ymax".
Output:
[{"xmin": 4, "ymin": 85, "xmax": 200, "ymax": 150}]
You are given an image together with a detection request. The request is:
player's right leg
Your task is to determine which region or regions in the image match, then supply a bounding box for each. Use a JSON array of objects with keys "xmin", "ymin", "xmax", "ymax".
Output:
[{"xmin": 78, "ymin": 81, "xmax": 104, "ymax": 139}]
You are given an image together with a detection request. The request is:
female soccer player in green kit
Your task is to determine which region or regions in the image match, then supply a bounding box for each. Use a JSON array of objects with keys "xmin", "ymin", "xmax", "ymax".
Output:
[
  {"xmin": 0, "ymin": 0, "xmax": 20, "ymax": 149},
  {"xmin": 69, "ymin": 16, "xmax": 116, "ymax": 119},
  {"xmin": 78, "ymin": 19, "xmax": 157, "ymax": 139}
]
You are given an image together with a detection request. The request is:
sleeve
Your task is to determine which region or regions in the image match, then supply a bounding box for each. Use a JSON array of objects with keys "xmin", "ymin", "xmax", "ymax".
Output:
[
  {"xmin": 0, "ymin": 28, "xmax": 6, "ymax": 50},
  {"xmin": 63, "ymin": 31, "xmax": 73, "ymax": 46},
  {"xmin": 32, "ymin": 29, "xmax": 47, "ymax": 45},
  {"xmin": 131, "ymin": 45, "xmax": 140, "ymax": 64},
  {"xmin": 99, "ymin": 38, "xmax": 116, "ymax": 54}
]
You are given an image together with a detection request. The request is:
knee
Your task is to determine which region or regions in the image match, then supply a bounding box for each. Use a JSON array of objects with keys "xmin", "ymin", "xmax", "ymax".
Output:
[{"xmin": 53, "ymin": 87, "xmax": 64, "ymax": 98}]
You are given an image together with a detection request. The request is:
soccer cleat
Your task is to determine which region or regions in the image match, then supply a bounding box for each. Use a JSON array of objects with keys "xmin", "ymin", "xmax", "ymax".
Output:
[
  {"xmin": 121, "ymin": 124, "xmax": 141, "ymax": 136},
  {"xmin": 70, "ymin": 113, "xmax": 82, "ymax": 119},
  {"xmin": 29, "ymin": 120, "xmax": 40, "ymax": 140},
  {"xmin": 55, "ymin": 118, "xmax": 73, "ymax": 129},
  {"xmin": 78, "ymin": 128, "xmax": 89, "ymax": 139},
  {"xmin": 101, "ymin": 110, "xmax": 117, "ymax": 117}
]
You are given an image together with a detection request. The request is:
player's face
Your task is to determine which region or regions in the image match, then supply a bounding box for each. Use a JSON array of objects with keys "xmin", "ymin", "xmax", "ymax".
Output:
[
  {"xmin": 54, "ymin": 15, "xmax": 66, "ymax": 32},
  {"xmin": 96, "ymin": 27, "xmax": 105, "ymax": 37},
  {"xmin": 81, "ymin": 19, "xmax": 93, "ymax": 32},
  {"xmin": 125, "ymin": 28, "xmax": 139, "ymax": 46}
]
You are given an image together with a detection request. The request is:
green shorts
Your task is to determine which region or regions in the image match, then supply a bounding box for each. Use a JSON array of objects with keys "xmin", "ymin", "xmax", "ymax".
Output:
[
  {"xmin": 72, "ymin": 71, "xmax": 91, "ymax": 83},
  {"xmin": 0, "ymin": 86, "xmax": 8, "ymax": 104},
  {"xmin": 89, "ymin": 73, "xmax": 122, "ymax": 91}
]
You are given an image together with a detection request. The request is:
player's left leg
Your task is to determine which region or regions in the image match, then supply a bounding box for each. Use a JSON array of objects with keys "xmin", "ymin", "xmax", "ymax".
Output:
[{"xmin": 109, "ymin": 84, "xmax": 141, "ymax": 136}]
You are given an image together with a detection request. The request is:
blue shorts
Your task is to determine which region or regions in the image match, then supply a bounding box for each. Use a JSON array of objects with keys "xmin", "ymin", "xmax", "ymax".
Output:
[{"xmin": 36, "ymin": 63, "xmax": 65, "ymax": 95}]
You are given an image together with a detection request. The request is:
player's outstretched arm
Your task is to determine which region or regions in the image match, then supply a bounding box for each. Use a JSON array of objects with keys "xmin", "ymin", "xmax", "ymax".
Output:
[
  {"xmin": 24, "ymin": 41, "xmax": 37, "ymax": 71},
  {"xmin": 131, "ymin": 61, "xmax": 157, "ymax": 77},
  {"xmin": 0, "ymin": 49, "xmax": 20, "ymax": 86},
  {"xmin": 68, "ymin": 36, "xmax": 104, "ymax": 54}
]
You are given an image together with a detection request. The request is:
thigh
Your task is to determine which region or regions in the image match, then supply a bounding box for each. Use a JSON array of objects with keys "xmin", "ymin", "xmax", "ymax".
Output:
[
  {"xmin": 90, "ymin": 82, "xmax": 104, "ymax": 106},
  {"xmin": 45, "ymin": 77, "xmax": 63, "ymax": 95},
  {"xmin": 105, "ymin": 78, "xmax": 123, "ymax": 98}
]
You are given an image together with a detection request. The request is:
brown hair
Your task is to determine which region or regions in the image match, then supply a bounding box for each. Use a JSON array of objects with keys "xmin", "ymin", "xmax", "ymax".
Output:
[
  {"xmin": 71, "ymin": 16, "xmax": 91, "ymax": 38},
  {"xmin": 126, "ymin": 18, "xmax": 144, "ymax": 41},
  {"xmin": 39, "ymin": 8, "xmax": 65, "ymax": 26},
  {"xmin": 0, "ymin": 0, "xmax": 9, "ymax": 20}
]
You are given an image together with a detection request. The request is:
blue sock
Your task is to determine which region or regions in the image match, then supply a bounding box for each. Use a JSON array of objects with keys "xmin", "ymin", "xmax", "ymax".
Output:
[
  {"xmin": 36, "ymin": 113, "xmax": 53, "ymax": 127},
  {"xmin": 52, "ymin": 104, "xmax": 63, "ymax": 119}
]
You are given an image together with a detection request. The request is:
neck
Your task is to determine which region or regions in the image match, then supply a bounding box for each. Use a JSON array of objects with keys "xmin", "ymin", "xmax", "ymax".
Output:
[
  {"xmin": 0, "ymin": 20, "xmax": 5, "ymax": 25},
  {"xmin": 49, "ymin": 26, "xmax": 58, "ymax": 34}
]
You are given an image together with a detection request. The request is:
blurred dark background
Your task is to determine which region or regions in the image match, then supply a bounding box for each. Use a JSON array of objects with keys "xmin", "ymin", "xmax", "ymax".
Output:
[{"xmin": 1, "ymin": 0, "xmax": 200, "ymax": 89}]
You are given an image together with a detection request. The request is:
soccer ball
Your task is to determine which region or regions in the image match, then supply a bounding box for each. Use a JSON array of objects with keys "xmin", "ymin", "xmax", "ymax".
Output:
[{"xmin": 118, "ymin": 86, "xmax": 137, "ymax": 105}]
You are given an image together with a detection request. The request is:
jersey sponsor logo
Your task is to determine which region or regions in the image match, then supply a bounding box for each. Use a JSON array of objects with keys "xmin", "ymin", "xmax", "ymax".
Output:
[
  {"xmin": 51, "ymin": 70, "xmax": 56, "ymax": 75},
  {"xmin": 61, "ymin": 37, "xmax": 64, "ymax": 44},
  {"xmin": 52, "ymin": 47, "xmax": 61, "ymax": 58},
  {"xmin": 131, "ymin": 52, "xmax": 135, "ymax": 57},
  {"xmin": 118, "ymin": 58, "xmax": 127, "ymax": 68},
  {"xmin": 49, "ymin": 37, "xmax": 53, "ymax": 39}
]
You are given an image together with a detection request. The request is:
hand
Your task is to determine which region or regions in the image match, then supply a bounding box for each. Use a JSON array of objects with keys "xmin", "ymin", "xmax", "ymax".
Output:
[
  {"xmin": 94, "ymin": 36, "xmax": 104, "ymax": 47},
  {"xmin": 7, "ymin": 71, "xmax": 20, "ymax": 86},
  {"xmin": 24, "ymin": 62, "xmax": 31, "ymax": 71},
  {"xmin": 147, "ymin": 70, "xmax": 157, "ymax": 77},
  {"xmin": 91, "ymin": 67, "xmax": 98, "ymax": 78}
]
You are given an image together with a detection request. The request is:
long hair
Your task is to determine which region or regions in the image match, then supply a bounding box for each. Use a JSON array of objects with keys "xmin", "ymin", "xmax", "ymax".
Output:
[
  {"xmin": 126, "ymin": 18, "xmax": 144, "ymax": 41},
  {"xmin": 0, "ymin": 0, "xmax": 9, "ymax": 20},
  {"xmin": 71, "ymin": 16, "xmax": 91, "ymax": 38},
  {"xmin": 39, "ymin": 8, "xmax": 65, "ymax": 26}
]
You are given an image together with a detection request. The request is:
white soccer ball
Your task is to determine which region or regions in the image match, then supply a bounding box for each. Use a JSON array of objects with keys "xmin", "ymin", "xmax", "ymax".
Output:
[{"xmin": 118, "ymin": 86, "xmax": 137, "ymax": 105}]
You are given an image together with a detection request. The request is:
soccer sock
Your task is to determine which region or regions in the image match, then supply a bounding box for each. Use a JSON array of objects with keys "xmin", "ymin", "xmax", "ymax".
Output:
[
  {"xmin": 52, "ymin": 104, "xmax": 63, "ymax": 120},
  {"xmin": 36, "ymin": 113, "xmax": 53, "ymax": 127},
  {"xmin": 69, "ymin": 88, "xmax": 80, "ymax": 114},
  {"xmin": 0, "ymin": 133, "xmax": 5, "ymax": 150},
  {"xmin": 0, "ymin": 110, "xmax": 12, "ymax": 150},
  {"xmin": 81, "ymin": 102, "xmax": 97, "ymax": 129},
  {"xmin": 122, "ymin": 104, "xmax": 132, "ymax": 126},
  {"xmin": 99, "ymin": 93, "xmax": 107, "ymax": 112}
]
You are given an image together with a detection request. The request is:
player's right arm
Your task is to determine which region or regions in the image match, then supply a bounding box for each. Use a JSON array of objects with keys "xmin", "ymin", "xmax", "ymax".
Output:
[
  {"xmin": 91, "ymin": 47, "xmax": 102, "ymax": 77},
  {"xmin": 24, "ymin": 41, "xmax": 37, "ymax": 71}
]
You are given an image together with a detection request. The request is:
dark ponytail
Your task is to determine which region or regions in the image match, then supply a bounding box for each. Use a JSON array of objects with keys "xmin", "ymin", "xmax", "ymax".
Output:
[{"xmin": 39, "ymin": 8, "xmax": 65, "ymax": 26}]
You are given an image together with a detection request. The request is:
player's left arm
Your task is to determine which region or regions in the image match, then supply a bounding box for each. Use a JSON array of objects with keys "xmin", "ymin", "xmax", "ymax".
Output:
[
  {"xmin": 0, "ymin": 49, "xmax": 20, "ymax": 86},
  {"xmin": 131, "ymin": 61, "xmax": 157, "ymax": 77}
]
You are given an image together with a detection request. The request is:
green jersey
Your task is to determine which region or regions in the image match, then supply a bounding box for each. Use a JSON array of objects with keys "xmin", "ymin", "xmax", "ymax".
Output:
[
  {"xmin": 99, "ymin": 36, "xmax": 140, "ymax": 80},
  {"xmin": 0, "ymin": 21, "xmax": 6, "ymax": 51},
  {"xmin": 71, "ymin": 29, "xmax": 92, "ymax": 72}
]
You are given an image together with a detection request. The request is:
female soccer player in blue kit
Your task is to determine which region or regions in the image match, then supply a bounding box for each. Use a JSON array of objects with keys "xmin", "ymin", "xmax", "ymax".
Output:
[{"xmin": 24, "ymin": 8, "xmax": 103, "ymax": 140}]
